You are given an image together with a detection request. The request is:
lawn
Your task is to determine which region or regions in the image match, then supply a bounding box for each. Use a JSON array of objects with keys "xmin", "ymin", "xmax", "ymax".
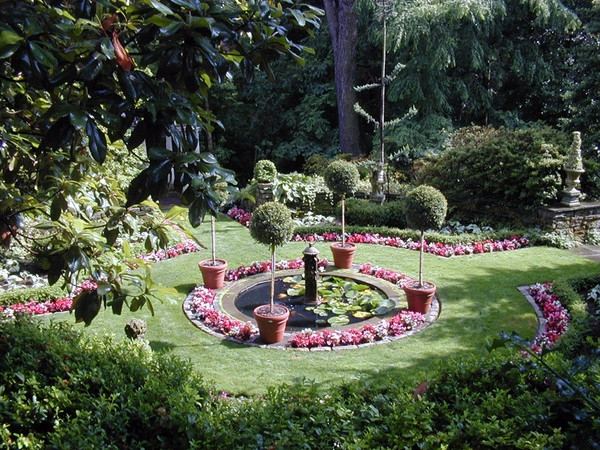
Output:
[{"xmin": 45, "ymin": 215, "xmax": 600, "ymax": 395}]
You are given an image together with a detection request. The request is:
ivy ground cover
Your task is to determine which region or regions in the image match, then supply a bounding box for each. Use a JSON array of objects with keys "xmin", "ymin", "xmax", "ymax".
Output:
[{"xmin": 42, "ymin": 215, "xmax": 600, "ymax": 395}]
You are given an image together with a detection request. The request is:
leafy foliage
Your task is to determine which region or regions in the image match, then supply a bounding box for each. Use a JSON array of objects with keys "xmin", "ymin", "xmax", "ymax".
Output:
[
  {"xmin": 405, "ymin": 185, "xmax": 447, "ymax": 232},
  {"xmin": 421, "ymin": 125, "xmax": 569, "ymax": 222},
  {"xmin": 250, "ymin": 201, "xmax": 295, "ymax": 249},
  {"xmin": 0, "ymin": 0, "xmax": 321, "ymax": 320}
]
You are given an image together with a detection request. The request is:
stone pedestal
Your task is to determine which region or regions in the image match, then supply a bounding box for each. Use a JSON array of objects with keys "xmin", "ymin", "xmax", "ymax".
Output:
[
  {"xmin": 539, "ymin": 201, "xmax": 600, "ymax": 238},
  {"xmin": 255, "ymin": 183, "xmax": 274, "ymax": 207}
]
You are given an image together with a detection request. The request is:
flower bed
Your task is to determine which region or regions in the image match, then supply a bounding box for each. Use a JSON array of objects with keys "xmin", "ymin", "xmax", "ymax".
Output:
[
  {"xmin": 0, "ymin": 280, "xmax": 98, "ymax": 320},
  {"xmin": 225, "ymin": 257, "xmax": 329, "ymax": 282},
  {"xmin": 0, "ymin": 240, "xmax": 200, "ymax": 319},
  {"xmin": 184, "ymin": 260, "xmax": 429, "ymax": 349},
  {"xmin": 288, "ymin": 311, "xmax": 425, "ymax": 348},
  {"xmin": 185, "ymin": 287, "xmax": 258, "ymax": 341},
  {"xmin": 528, "ymin": 283, "xmax": 570, "ymax": 353},
  {"xmin": 226, "ymin": 207, "xmax": 529, "ymax": 257},
  {"xmin": 141, "ymin": 239, "xmax": 201, "ymax": 262}
]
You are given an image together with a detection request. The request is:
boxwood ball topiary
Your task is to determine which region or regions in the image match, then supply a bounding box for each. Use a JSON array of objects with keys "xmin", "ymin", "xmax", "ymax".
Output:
[
  {"xmin": 250, "ymin": 202, "xmax": 295, "ymax": 248},
  {"xmin": 324, "ymin": 160, "xmax": 360, "ymax": 197},
  {"xmin": 254, "ymin": 160, "xmax": 278, "ymax": 183},
  {"xmin": 405, "ymin": 185, "xmax": 448, "ymax": 231}
]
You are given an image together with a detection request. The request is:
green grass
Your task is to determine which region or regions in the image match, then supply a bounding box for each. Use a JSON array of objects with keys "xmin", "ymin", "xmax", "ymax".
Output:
[{"xmin": 44, "ymin": 215, "xmax": 600, "ymax": 395}]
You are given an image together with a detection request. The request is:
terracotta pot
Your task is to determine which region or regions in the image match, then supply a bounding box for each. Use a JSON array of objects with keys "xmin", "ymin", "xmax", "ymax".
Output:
[
  {"xmin": 253, "ymin": 304, "xmax": 290, "ymax": 344},
  {"xmin": 198, "ymin": 259, "xmax": 228, "ymax": 289},
  {"xmin": 403, "ymin": 281, "xmax": 436, "ymax": 314},
  {"xmin": 330, "ymin": 243, "xmax": 356, "ymax": 269}
]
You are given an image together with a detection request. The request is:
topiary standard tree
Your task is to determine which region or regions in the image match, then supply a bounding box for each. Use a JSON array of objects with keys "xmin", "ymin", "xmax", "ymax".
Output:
[
  {"xmin": 250, "ymin": 202, "xmax": 295, "ymax": 314},
  {"xmin": 404, "ymin": 185, "xmax": 447, "ymax": 288},
  {"xmin": 324, "ymin": 160, "xmax": 360, "ymax": 248},
  {"xmin": 250, "ymin": 201, "xmax": 295, "ymax": 343}
]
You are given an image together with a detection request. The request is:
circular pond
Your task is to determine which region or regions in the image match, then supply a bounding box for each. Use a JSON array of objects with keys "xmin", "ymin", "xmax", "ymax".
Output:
[
  {"xmin": 183, "ymin": 264, "xmax": 441, "ymax": 349},
  {"xmin": 232, "ymin": 273, "xmax": 397, "ymax": 331}
]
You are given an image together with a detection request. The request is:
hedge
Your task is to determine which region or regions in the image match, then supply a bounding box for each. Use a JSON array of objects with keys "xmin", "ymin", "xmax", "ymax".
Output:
[
  {"xmin": 1, "ymin": 319, "xmax": 598, "ymax": 448},
  {"xmin": 341, "ymin": 198, "xmax": 407, "ymax": 228}
]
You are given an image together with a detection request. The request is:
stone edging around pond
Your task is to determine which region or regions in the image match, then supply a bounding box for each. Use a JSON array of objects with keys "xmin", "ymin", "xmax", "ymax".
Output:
[{"xmin": 182, "ymin": 265, "xmax": 441, "ymax": 351}]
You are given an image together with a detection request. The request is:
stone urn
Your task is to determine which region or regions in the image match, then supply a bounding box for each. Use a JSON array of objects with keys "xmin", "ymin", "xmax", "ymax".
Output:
[{"xmin": 561, "ymin": 131, "xmax": 585, "ymax": 207}]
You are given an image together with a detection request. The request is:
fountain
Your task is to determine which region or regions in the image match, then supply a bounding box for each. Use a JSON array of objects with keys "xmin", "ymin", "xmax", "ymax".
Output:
[{"xmin": 302, "ymin": 242, "xmax": 320, "ymax": 305}]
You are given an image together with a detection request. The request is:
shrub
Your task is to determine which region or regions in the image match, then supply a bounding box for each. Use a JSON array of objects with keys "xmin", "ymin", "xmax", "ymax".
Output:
[
  {"xmin": 0, "ymin": 319, "xmax": 213, "ymax": 449},
  {"xmin": 323, "ymin": 160, "xmax": 360, "ymax": 197},
  {"xmin": 404, "ymin": 185, "xmax": 447, "ymax": 231},
  {"xmin": 0, "ymin": 285, "xmax": 65, "ymax": 307},
  {"xmin": 421, "ymin": 125, "xmax": 569, "ymax": 222},
  {"xmin": 342, "ymin": 199, "xmax": 406, "ymax": 228},
  {"xmin": 253, "ymin": 160, "xmax": 277, "ymax": 183},
  {"xmin": 250, "ymin": 202, "xmax": 295, "ymax": 249},
  {"xmin": 273, "ymin": 173, "xmax": 332, "ymax": 213},
  {"xmin": 303, "ymin": 154, "xmax": 331, "ymax": 176}
]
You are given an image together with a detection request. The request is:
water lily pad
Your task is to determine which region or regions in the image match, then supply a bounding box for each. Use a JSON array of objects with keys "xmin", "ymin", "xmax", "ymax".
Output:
[
  {"xmin": 286, "ymin": 287, "xmax": 305, "ymax": 297},
  {"xmin": 327, "ymin": 315, "xmax": 350, "ymax": 326},
  {"xmin": 352, "ymin": 311, "xmax": 372, "ymax": 319}
]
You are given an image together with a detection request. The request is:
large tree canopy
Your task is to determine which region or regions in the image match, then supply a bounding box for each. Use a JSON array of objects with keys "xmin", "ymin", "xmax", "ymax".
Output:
[{"xmin": 0, "ymin": 0, "xmax": 320, "ymax": 323}]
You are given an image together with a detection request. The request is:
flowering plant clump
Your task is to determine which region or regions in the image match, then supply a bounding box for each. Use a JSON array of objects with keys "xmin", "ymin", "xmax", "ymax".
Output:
[
  {"xmin": 528, "ymin": 283, "xmax": 570, "ymax": 353},
  {"xmin": 288, "ymin": 310, "xmax": 426, "ymax": 349},
  {"xmin": 225, "ymin": 258, "xmax": 329, "ymax": 282},
  {"xmin": 141, "ymin": 240, "xmax": 201, "ymax": 262},
  {"xmin": 0, "ymin": 279, "xmax": 97, "ymax": 320},
  {"xmin": 227, "ymin": 206, "xmax": 252, "ymax": 227},
  {"xmin": 185, "ymin": 287, "xmax": 258, "ymax": 341},
  {"xmin": 226, "ymin": 207, "xmax": 529, "ymax": 257},
  {"xmin": 358, "ymin": 263, "xmax": 414, "ymax": 287}
]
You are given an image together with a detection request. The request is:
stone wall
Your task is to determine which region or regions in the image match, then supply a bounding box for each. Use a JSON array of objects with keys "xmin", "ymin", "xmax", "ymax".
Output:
[{"xmin": 538, "ymin": 201, "xmax": 600, "ymax": 237}]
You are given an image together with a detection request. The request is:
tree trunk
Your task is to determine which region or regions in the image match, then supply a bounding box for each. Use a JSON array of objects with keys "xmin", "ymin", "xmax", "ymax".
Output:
[{"xmin": 324, "ymin": 0, "xmax": 361, "ymax": 156}]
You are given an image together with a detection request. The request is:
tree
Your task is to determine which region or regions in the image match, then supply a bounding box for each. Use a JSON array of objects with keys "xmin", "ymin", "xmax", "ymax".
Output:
[
  {"xmin": 324, "ymin": 0, "xmax": 362, "ymax": 156},
  {"xmin": 0, "ymin": 0, "xmax": 321, "ymax": 324}
]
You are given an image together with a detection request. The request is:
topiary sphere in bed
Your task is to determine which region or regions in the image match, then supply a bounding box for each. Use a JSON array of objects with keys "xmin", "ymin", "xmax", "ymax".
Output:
[
  {"xmin": 405, "ymin": 185, "xmax": 448, "ymax": 231},
  {"xmin": 253, "ymin": 160, "xmax": 278, "ymax": 183},
  {"xmin": 250, "ymin": 202, "xmax": 295, "ymax": 248},
  {"xmin": 324, "ymin": 160, "xmax": 360, "ymax": 197}
]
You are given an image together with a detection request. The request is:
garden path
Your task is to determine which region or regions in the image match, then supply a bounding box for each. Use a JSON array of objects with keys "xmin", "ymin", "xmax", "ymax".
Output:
[{"xmin": 571, "ymin": 244, "xmax": 600, "ymax": 262}]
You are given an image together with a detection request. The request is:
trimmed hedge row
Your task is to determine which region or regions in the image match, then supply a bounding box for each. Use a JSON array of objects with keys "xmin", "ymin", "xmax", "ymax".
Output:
[
  {"xmin": 0, "ymin": 285, "xmax": 65, "ymax": 307},
  {"xmin": 1, "ymin": 319, "xmax": 598, "ymax": 449},
  {"xmin": 341, "ymin": 198, "xmax": 407, "ymax": 228},
  {"xmin": 294, "ymin": 224, "xmax": 530, "ymax": 246}
]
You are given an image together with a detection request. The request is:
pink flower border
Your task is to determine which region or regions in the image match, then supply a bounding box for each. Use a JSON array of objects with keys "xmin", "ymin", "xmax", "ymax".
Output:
[
  {"xmin": 184, "ymin": 259, "xmax": 429, "ymax": 349},
  {"xmin": 527, "ymin": 283, "xmax": 570, "ymax": 353},
  {"xmin": 0, "ymin": 240, "xmax": 201, "ymax": 319},
  {"xmin": 227, "ymin": 206, "xmax": 529, "ymax": 257}
]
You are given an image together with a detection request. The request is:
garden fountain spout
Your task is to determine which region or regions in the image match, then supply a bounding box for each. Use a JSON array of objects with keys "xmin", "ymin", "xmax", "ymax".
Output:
[{"xmin": 303, "ymin": 243, "xmax": 320, "ymax": 305}]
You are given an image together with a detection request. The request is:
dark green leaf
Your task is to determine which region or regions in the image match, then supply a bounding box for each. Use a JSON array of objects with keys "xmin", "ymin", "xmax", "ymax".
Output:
[
  {"xmin": 29, "ymin": 42, "xmax": 57, "ymax": 69},
  {"xmin": 127, "ymin": 120, "xmax": 146, "ymax": 150},
  {"xmin": 79, "ymin": 53, "xmax": 104, "ymax": 81},
  {"xmin": 189, "ymin": 198, "xmax": 207, "ymax": 227},
  {"xmin": 86, "ymin": 119, "xmax": 107, "ymax": 164},
  {"xmin": 73, "ymin": 290, "xmax": 101, "ymax": 326},
  {"xmin": 199, "ymin": 152, "xmax": 217, "ymax": 164},
  {"xmin": 147, "ymin": 146, "xmax": 171, "ymax": 161},
  {"xmin": 50, "ymin": 195, "xmax": 67, "ymax": 221},
  {"xmin": 126, "ymin": 169, "xmax": 151, "ymax": 207}
]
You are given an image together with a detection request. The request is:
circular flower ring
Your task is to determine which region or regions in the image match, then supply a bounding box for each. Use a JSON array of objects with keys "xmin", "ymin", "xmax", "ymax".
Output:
[{"xmin": 184, "ymin": 259, "xmax": 439, "ymax": 350}]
